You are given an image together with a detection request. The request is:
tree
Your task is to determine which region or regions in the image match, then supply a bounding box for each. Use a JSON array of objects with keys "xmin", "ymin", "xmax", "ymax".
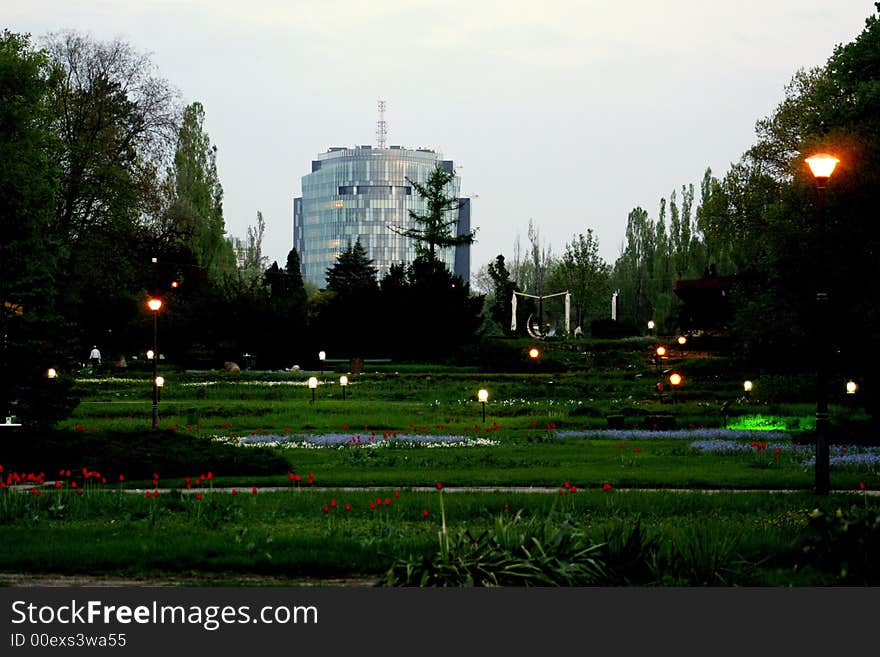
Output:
[
  {"xmin": 163, "ymin": 101, "xmax": 237, "ymax": 284},
  {"xmin": 232, "ymin": 210, "xmax": 268, "ymax": 290},
  {"xmin": 702, "ymin": 3, "xmax": 880, "ymax": 422},
  {"xmin": 550, "ymin": 230, "xmax": 612, "ymax": 333},
  {"xmin": 0, "ymin": 31, "xmax": 76, "ymax": 426},
  {"xmin": 390, "ymin": 163, "xmax": 476, "ymax": 261},
  {"xmin": 486, "ymin": 255, "xmax": 518, "ymax": 334},
  {"xmin": 42, "ymin": 31, "xmax": 180, "ymax": 361},
  {"xmin": 313, "ymin": 241, "xmax": 380, "ymax": 356},
  {"xmin": 325, "ymin": 240, "xmax": 378, "ymax": 296}
]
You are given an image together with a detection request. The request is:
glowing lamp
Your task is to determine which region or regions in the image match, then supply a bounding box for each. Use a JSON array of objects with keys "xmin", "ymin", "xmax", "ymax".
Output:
[
  {"xmin": 155, "ymin": 376, "xmax": 165, "ymax": 387},
  {"xmin": 477, "ymin": 388, "xmax": 489, "ymax": 422},
  {"xmin": 308, "ymin": 377, "xmax": 318, "ymax": 389},
  {"xmin": 656, "ymin": 346, "xmax": 667, "ymax": 357},
  {"xmin": 340, "ymin": 375, "xmax": 348, "ymax": 387},
  {"xmin": 669, "ymin": 373, "xmax": 682, "ymax": 387},
  {"xmin": 805, "ymin": 154, "xmax": 839, "ymax": 181},
  {"xmin": 743, "ymin": 380, "xmax": 753, "ymax": 393},
  {"xmin": 647, "ymin": 320, "xmax": 655, "ymax": 330},
  {"xmin": 147, "ymin": 298, "xmax": 162, "ymax": 312},
  {"xmin": 846, "ymin": 380, "xmax": 858, "ymax": 395},
  {"xmin": 47, "ymin": 368, "xmax": 58, "ymax": 379},
  {"xmin": 528, "ymin": 348, "xmax": 540, "ymax": 360},
  {"xmin": 677, "ymin": 336, "xmax": 687, "ymax": 346}
]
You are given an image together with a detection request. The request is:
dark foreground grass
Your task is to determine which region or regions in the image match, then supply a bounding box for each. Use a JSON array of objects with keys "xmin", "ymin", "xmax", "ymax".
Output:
[{"xmin": 1, "ymin": 487, "xmax": 875, "ymax": 586}]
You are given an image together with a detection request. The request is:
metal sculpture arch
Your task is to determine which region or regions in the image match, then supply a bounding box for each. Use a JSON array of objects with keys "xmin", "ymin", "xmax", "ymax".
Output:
[{"xmin": 511, "ymin": 291, "xmax": 570, "ymax": 339}]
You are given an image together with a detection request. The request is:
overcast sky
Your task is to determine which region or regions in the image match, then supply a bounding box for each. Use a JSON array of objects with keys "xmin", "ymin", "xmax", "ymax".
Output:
[{"xmin": 7, "ymin": 1, "xmax": 874, "ymax": 280}]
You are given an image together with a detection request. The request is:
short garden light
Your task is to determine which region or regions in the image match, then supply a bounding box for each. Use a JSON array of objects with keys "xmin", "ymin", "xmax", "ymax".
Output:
[
  {"xmin": 308, "ymin": 376, "xmax": 318, "ymax": 403},
  {"xmin": 528, "ymin": 347, "xmax": 540, "ymax": 360},
  {"xmin": 744, "ymin": 380, "xmax": 753, "ymax": 401},
  {"xmin": 669, "ymin": 372, "xmax": 683, "ymax": 404},
  {"xmin": 647, "ymin": 320, "xmax": 655, "ymax": 330},
  {"xmin": 340, "ymin": 375, "xmax": 349, "ymax": 400},
  {"xmin": 846, "ymin": 380, "xmax": 858, "ymax": 395},
  {"xmin": 47, "ymin": 368, "xmax": 58, "ymax": 379},
  {"xmin": 477, "ymin": 388, "xmax": 489, "ymax": 423},
  {"xmin": 318, "ymin": 350, "xmax": 326, "ymax": 375}
]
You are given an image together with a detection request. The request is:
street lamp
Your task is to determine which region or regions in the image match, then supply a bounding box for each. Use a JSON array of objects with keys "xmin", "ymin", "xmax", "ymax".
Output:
[
  {"xmin": 308, "ymin": 376, "xmax": 318, "ymax": 403},
  {"xmin": 340, "ymin": 375, "xmax": 348, "ymax": 400},
  {"xmin": 647, "ymin": 320, "xmax": 655, "ymax": 331},
  {"xmin": 47, "ymin": 368, "xmax": 58, "ymax": 379},
  {"xmin": 477, "ymin": 388, "xmax": 489, "ymax": 423},
  {"xmin": 806, "ymin": 152, "xmax": 839, "ymax": 495},
  {"xmin": 318, "ymin": 350, "xmax": 326, "ymax": 375},
  {"xmin": 743, "ymin": 380, "xmax": 753, "ymax": 401},
  {"xmin": 846, "ymin": 380, "xmax": 858, "ymax": 395},
  {"xmin": 147, "ymin": 297, "xmax": 163, "ymax": 429},
  {"xmin": 677, "ymin": 335, "xmax": 687, "ymax": 355},
  {"xmin": 528, "ymin": 347, "xmax": 540, "ymax": 360}
]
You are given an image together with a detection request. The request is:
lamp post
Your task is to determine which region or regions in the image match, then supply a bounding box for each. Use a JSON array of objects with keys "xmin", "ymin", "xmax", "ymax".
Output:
[
  {"xmin": 806, "ymin": 153, "xmax": 839, "ymax": 495},
  {"xmin": 743, "ymin": 380, "xmax": 753, "ymax": 402},
  {"xmin": 477, "ymin": 388, "xmax": 489, "ymax": 423},
  {"xmin": 308, "ymin": 376, "xmax": 318, "ymax": 403},
  {"xmin": 340, "ymin": 375, "xmax": 348, "ymax": 400},
  {"xmin": 318, "ymin": 350, "xmax": 326, "ymax": 375},
  {"xmin": 147, "ymin": 298, "xmax": 163, "ymax": 429}
]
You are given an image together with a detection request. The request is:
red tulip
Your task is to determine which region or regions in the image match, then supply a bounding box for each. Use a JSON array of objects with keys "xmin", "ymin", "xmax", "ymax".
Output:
[
  {"xmin": 196, "ymin": 493, "xmax": 203, "ymax": 500},
  {"xmin": 422, "ymin": 509, "xmax": 430, "ymax": 517},
  {"xmin": 602, "ymin": 483, "xmax": 613, "ymax": 491},
  {"xmin": 436, "ymin": 482, "xmax": 443, "ymax": 490},
  {"xmin": 252, "ymin": 487, "xmax": 258, "ymax": 494}
]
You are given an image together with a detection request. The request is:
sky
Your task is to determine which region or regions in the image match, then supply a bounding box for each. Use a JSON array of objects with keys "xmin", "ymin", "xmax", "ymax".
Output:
[{"xmin": 6, "ymin": 0, "xmax": 874, "ymax": 282}]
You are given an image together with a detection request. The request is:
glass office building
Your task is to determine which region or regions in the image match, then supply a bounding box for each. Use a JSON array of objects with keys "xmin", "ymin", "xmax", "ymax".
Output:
[{"xmin": 293, "ymin": 145, "xmax": 471, "ymax": 287}]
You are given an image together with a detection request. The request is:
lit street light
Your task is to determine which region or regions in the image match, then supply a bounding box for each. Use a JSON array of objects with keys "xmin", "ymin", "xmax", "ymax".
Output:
[
  {"xmin": 147, "ymin": 297, "xmax": 163, "ymax": 429},
  {"xmin": 846, "ymin": 380, "xmax": 858, "ymax": 395},
  {"xmin": 806, "ymin": 152, "xmax": 839, "ymax": 495},
  {"xmin": 47, "ymin": 368, "xmax": 58, "ymax": 379},
  {"xmin": 477, "ymin": 388, "xmax": 489, "ymax": 423},
  {"xmin": 318, "ymin": 350, "xmax": 326, "ymax": 375},
  {"xmin": 743, "ymin": 380, "xmax": 753, "ymax": 401},
  {"xmin": 528, "ymin": 347, "xmax": 540, "ymax": 360},
  {"xmin": 308, "ymin": 376, "xmax": 318, "ymax": 403},
  {"xmin": 340, "ymin": 375, "xmax": 349, "ymax": 400}
]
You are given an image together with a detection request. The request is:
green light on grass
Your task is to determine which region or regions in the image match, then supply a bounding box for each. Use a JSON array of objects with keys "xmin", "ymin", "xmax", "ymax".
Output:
[{"xmin": 727, "ymin": 415, "xmax": 815, "ymax": 432}]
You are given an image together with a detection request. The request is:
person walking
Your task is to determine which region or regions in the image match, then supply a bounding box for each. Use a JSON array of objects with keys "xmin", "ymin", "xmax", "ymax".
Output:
[{"xmin": 89, "ymin": 346, "xmax": 101, "ymax": 368}]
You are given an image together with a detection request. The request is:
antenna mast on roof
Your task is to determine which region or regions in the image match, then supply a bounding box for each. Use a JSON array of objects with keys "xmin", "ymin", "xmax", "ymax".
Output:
[{"xmin": 376, "ymin": 99, "xmax": 387, "ymax": 149}]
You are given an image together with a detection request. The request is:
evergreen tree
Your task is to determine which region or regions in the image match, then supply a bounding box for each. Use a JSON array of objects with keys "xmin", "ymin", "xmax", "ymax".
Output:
[{"xmin": 390, "ymin": 163, "xmax": 476, "ymax": 261}]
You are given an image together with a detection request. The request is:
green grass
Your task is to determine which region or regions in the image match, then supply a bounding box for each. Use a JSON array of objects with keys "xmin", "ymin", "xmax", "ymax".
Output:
[
  {"xmin": 2, "ymin": 339, "xmax": 876, "ymax": 586},
  {"xmin": 1, "ymin": 486, "xmax": 872, "ymax": 585}
]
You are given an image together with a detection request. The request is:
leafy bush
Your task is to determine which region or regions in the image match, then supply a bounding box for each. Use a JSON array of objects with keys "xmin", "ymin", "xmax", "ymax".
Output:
[
  {"xmin": 797, "ymin": 505, "xmax": 880, "ymax": 584},
  {"xmin": 382, "ymin": 513, "xmax": 606, "ymax": 586}
]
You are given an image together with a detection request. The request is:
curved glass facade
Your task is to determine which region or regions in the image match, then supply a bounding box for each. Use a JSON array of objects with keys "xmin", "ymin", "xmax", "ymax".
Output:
[{"xmin": 293, "ymin": 146, "xmax": 469, "ymax": 287}]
